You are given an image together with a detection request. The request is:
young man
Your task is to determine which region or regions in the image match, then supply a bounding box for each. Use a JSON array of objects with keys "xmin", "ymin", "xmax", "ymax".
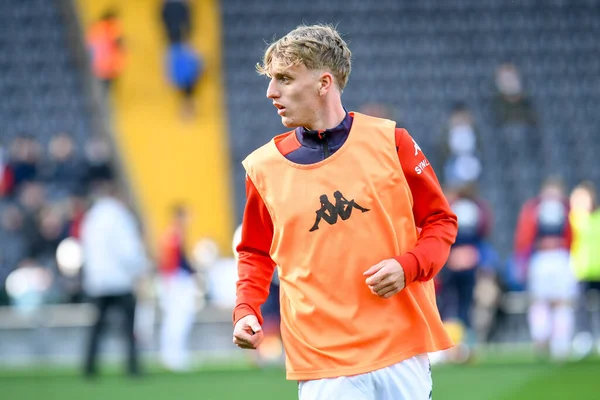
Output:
[
  {"xmin": 81, "ymin": 179, "xmax": 148, "ymax": 378},
  {"xmin": 233, "ymin": 24, "xmax": 458, "ymax": 399},
  {"xmin": 158, "ymin": 204, "xmax": 197, "ymax": 371},
  {"xmin": 515, "ymin": 177, "xmax": 576, "ymax": 360},
  {"xmin": 440, "ymin": 184, "xmax": 495, "ymax": 362}
]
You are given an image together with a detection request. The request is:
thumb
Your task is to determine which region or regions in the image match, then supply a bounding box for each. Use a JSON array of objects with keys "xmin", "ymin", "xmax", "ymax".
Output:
[
  {"xmin": 249, "ymin": 320, "xmax": 262, "ymax": 333},
  {"xmin": 363, "ymin": 262, "xmax": 383, "ymax": 276}
]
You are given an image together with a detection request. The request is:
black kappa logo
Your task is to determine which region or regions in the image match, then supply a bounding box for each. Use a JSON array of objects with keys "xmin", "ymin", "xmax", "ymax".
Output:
[{"xmin": 309, "ymin": 190, "xmax": 370, "ymax": 232}]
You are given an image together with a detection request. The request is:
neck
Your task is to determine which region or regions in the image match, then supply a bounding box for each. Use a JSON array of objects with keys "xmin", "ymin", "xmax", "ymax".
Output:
[{"xmin": 307, "ymin": 99, "xmax": 346, "ymax": 131}]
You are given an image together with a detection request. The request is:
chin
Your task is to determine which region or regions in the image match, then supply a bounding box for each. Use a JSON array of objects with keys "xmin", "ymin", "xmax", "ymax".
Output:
[{"xmin": 280, "ymin": 117, "xmax": 299, "ymax": 128}]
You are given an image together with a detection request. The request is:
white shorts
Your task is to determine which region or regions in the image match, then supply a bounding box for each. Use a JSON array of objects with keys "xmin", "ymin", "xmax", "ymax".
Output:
[
  {"xmin": 298, "ymin": 354, "xmax": 432, "ymax": 400},
  {"xmin": 528, "ymin": 249, "xmax": 578, "ymax": 301}
]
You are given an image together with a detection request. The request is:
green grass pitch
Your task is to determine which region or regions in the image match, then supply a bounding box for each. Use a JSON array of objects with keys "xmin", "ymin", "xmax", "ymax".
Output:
[{"xmin": 2, "ymin": 356, "xmax": 600, "ymax": 399}]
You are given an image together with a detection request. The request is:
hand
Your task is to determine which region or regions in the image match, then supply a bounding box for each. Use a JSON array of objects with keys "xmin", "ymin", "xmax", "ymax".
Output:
[
  {"xmin": 233, "ymin": 314, "xmax": 264, "ymax": 350},
  {"xmin": 364, "ymin": 259, "xmax": 406, "ymax": 299}
]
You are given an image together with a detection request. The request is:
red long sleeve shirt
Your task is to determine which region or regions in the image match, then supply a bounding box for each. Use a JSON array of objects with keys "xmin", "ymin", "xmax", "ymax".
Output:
[
  {"xmin": 514, "ymin": 196, "xmax": 572, "ymax": 259},
  {"xmin": 235, "ymin": 122, "xmax": 458, "ymax": 325}
]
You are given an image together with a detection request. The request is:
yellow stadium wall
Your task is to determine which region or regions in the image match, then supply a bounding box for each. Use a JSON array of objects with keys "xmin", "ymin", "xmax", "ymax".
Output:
[{"xmin": 74, "ymin": 0, "xmax": 234, "ymax": 256}]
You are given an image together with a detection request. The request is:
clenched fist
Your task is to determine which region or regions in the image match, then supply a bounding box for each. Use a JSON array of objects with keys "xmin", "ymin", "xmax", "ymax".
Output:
[
  {"xmin": 364, "ymin": 259, "xmax": 406, "ymax": 299},
  {"xmin": 233, "ymin": 314, "xmax": 264, "ymax": 350}
]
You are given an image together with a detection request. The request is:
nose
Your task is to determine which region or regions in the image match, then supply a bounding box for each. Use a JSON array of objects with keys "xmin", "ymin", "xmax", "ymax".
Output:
[{"xmin": 266, "ymin": 78, "xmax": 279, "ymax": 99}]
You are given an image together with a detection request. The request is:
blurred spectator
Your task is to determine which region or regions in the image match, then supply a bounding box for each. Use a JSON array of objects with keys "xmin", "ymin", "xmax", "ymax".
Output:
[
  {"xmin": 569, "ymin": 181, "xmax": 600, "ymax": 354},
  {"xmin": 166, "ymin": 40, "xmax": 204, "ymax": 120},
  {"xmin": 16, "ymin": 181, "xmax": 47, "ymax": 247},
  {"xmin": 157, "ymin": 203, "xmax": 197, "ymax": 372},
  {"xmin": 492, "ymin": 63, "xmax": 538, "ymax": 127},
  {"xmin": 83, "ymin": 136, "xmax": 115, "ymax": 191},
  {"xmin": 514, "ymin": 177, "xmax": 576, "ymax": 361},
  {"xmin": 81, "ymin": 180, "xmax": 148, "ymax": 378},
  {"xmin": 28, "ymin": 205, "xmax": 65, "ymax": 264},
  {"xmin": 438, "ymin": 184, "xmax": 494, "ymax": 361},
  {"xmin": 64, "ymin": 194, "xmax": 89, "ymax": 240},
  {"xmin": 570, "ymin": 182, "xmax": 600, "ymax": 283},
  {"xmin": 161, "ymin": 0, "xmax": 192, "ymax": 44},
  {"xmin": 28, "ymin": 205, "xmax": 69, "ymax": 303},
  {"xmin": 87, "ymin": 9, "xmax": 126, "ymax": 91},
  {"xmin": 5, "ymin": 259, "xmax": 53, "ymax": 316},
  {"xmin": 41, "ymin": 132, "xmax": 86, "ymax": 201},
  {"xmin": 0, "ymin": 141, "xmax": 14, "ymax": 197},
  {"xmin": 0, "ymin": 205, "xmax": 28, "ymax": 305},
  {"xmin": 439, "ymin": 103, "xmax": 482, "ymax": 187},
  {"xmin": 7, "ymin": 135, "xmax": 42, "ymax": 195},
  {"xmin": 204, "ymin": 227, "xmax": 239, "ymax": 310},
  {"xmin": 53, "ymin": 198, "xmax": 88, "ymax": 304}
]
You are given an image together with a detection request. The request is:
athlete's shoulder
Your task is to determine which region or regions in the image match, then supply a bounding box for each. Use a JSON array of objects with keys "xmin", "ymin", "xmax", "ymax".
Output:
[
  {"xmin": 351, "ymin": 112, "xmax": 398, "ymax": 149},
  {"xmin": 274, "ymin": 130, "xmax": 300, "ymax": 157},
  {"xmin": 394, "ymin": 127, "xmax": 408, "ymax": 149},
  {"xmin": 243, "ymin": 130, "xmax": 294, "ymax": 168},
  {"xmin": 393, "ymin": 127, "xmax": 422, "ymax": 154}
]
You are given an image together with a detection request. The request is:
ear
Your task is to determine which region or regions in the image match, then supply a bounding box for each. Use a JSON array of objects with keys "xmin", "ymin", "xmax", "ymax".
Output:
[{"xmin": 318, "ymin": 72, "xmax": 334, "ymax": 95}]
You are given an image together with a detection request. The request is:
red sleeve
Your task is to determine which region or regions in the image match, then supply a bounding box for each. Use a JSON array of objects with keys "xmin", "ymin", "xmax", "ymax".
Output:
[
  {"xmin": 562, "ymin": 199, "xmax": 573, "ymax": 250},
  {"xmin": 392, "ymin": 128, "xmax": 459, "ymax": 285},
  {"xmin": 514, "ymin": 199, "xmax": 538, "ymax": 258},
  {"xmin": 158, "ymin": 229, "xmax": 179, "ymax": 275},
  {"xmin": 0, "ymin": 166, "xmax": 14, "ymax": 196},
  {"xmin": 564, "ymin": 214, "xmax": 573, "ymax": 250},
  {"xmin": 233, "ymin": 175, "xmax": 277, "ymax": 326}
]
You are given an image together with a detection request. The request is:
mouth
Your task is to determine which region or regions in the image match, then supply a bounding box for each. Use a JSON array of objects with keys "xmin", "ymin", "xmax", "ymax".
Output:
[{"xmin": 274, "ymin": 103, "xmax": 286, "ymax": 115}]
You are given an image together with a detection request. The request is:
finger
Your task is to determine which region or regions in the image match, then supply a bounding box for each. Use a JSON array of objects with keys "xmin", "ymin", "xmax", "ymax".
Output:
[
  {"xmin": 365, "ymin": 268, "xmax": 389, "ymax": 285},
  {"xmin": 370, "ymin": 279, "xmax": 395, "ymax": 293},
  {"xmin": 249, "ymin": 321, "xmax": 262, "ymax": 334},
  {"xmin": 376, "ymin": 284, "xmax": 398, "ymax": 298},
  {"xmin": 234, "ymin": 335, "xmax": 256, "ymax": 348},
  {"xmin": 233, "ymin": 337, "xmax": 253, "ymax": 348},
  {"xmin": 235, "ymin": 329, "xmax": 264, "ymax": 347},
  {"xmin": 363, "ymin": 261, "xmax": 385, "ymax": 277},
  {"xmin": 234, "ymin": 331, "xmax": 254, "ymax": 344},
  {"xmin": 233, "ymin": 337, "xmax": 248, "ymax": 346},
  {"xmin": 381, "ymin": 287, "xmax": 399, "ymax": 298},
  {"xmin": 250, "ymin": 332, "xmax": 264, "ymax": 348},
  {"xmin": 234, "ymin": 339, "xmax": 257, "ymax": 350},
  {"xmin": 370, "ymin": 283, "xmax": 398, "ymax": 296}
]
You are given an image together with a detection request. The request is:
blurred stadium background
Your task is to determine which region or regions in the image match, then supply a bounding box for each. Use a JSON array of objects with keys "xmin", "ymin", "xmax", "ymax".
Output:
[{"xmin": 1, "ymin": 0, "xmax": 600, "ymax": 398}]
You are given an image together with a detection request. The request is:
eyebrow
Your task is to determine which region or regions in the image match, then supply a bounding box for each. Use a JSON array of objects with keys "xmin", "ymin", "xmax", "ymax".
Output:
[{"xmin": 273, "ymin": 72, "xmax": 292, "ymax": 80}]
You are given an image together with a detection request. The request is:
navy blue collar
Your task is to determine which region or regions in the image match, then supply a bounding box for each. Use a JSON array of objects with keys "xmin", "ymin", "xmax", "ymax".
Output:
[{"xmin": 295, "ymin": 112, "xmax": 353, "ymax": 149}]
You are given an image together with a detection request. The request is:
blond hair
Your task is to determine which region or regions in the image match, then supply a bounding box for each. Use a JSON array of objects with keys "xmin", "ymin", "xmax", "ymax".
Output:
[{"xmin": 256, "ymin": 24, "xmax": 352, "ymax": 90}]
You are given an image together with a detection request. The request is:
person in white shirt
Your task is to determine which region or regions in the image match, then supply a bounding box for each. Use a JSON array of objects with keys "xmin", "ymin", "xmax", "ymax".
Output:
[{"xmin": 81, "ymin": 180, "xmax": 148, "ymax": 378}]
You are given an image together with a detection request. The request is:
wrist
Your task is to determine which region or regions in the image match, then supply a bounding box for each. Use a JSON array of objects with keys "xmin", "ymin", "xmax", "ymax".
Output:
[{"xmin": 394, "ymin": 253, "xmax": 419, "ymax": 285}]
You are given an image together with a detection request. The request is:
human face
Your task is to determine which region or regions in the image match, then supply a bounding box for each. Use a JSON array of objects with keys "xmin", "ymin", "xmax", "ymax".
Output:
[
  {"xmin": 541, "ymin": 184, "xmax": 564, "ymax": 199},
  {"xmin": 570, "ymin": 188, "xmax": 593, "ymax": 213},
  {"xmin": 266, "ymin": 62, "xmax": 322, "ymax": 129}
]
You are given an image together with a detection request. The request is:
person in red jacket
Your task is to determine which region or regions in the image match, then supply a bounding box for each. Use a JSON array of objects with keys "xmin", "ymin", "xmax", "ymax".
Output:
[
  {"xmin": 439, "ymin": 183, "xmax": 494, "ymax": 361},
  {"xmin": 158, "ymin": 204, "xmax": 197, "ymax": 371},
  {"xmin": 232, "ymin": 24, "xmax": 457, "ymax": 399},
  {"xmin": 514, "ymin": 177, "xmax": 576, "ymax": 360},
  {"xmin": 87, "ymin": 9, "xmax": 126, "ymax": 91}
]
